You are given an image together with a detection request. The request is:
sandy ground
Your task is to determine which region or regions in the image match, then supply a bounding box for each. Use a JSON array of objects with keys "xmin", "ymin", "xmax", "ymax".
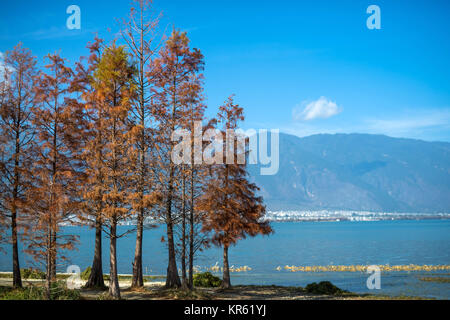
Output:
[
  {"xmin": 0, "ymin": 278, "xmax": 429, "ymax": 300},
  {"xmin": 80, "ymin": 284, "xmax": 355, "ymax": 300},
  {"xmin": 0, "ymin": 278, "xmax": 366, "ymax": 300}
]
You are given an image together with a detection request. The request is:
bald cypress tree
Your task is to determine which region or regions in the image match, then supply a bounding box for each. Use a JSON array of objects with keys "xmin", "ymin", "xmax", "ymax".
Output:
[
  {"xmin": 199, "ymin": 96, "xmax": 273, "ymax": 288},
  {"xmin": 23, "ymin": 53, "xmax": 81, "ymax": 298},
  {"xmin": 0, "ymin": 43, "xmax": 37, "ymax": 288},
  {"xmin": 151, "ymin": 30, "xmax": 204, "ymax": 288},
  {"xmin": 71, "ymin": 37, "xmax": 107, "ymax": 289},
  {"xmin": 179, "ymin": 75, "xmax": 208, "ymax": 289},
  {"xmin": 121, "ymin": 0, "xmax": 162, "ymax": 288},
  {"xmin": 90, "ymin": 43, "xmax": 136, "ymax": 299}
]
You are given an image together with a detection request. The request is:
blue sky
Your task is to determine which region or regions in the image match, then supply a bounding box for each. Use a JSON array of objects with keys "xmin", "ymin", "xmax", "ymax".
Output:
[{"xmin": 1, "ymin": 0, "xmax": 449, "ymax": 141}]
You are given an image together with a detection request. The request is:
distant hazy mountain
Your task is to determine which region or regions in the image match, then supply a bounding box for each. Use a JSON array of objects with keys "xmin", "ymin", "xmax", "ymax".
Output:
[{"xmin": 248, "ymin": 133, "xmax": 450, "ymax": 213}]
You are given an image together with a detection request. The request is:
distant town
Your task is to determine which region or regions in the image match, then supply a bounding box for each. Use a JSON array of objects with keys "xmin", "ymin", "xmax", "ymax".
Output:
[
  {"xmin": 101, "ymin": 210, "xmax": 450, "ymax": 226},
  {"xmin": 262, "ymin": 210, "xmax": 450, "ymax": 222}
]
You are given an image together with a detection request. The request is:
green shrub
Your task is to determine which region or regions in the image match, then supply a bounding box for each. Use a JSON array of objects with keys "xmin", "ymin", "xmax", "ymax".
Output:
[
  {"xmin": 49, "ymin": 281, "xmax": 81, "ymax": 300},
  {"xmin": 193, "ymin": 272, "xmax": 222, "ymax": 288},
  {"xmin": 21, "ymin": 268, "xmax": 46, "ymax": 280},
  {"xmin": 0, "ymin": 286, "xmax": 44, "ymax": 300},
  {"xmin": 80, "ymin": 266, "xmax": 91, "ymax": 280},
  {"xmin": 305, "ymin": 281, "xmax": 345, "ymax": 295},
  {"xmin": 81, "ymin": 267, "xmax": 159, "ymax": 283},
  {"xmin": 0, "ymin": 282, "xmax": 81, "ymax": 300},
  {"xmin": 81, "ymin": 267, "xmax": 114, "ymax": 281}
]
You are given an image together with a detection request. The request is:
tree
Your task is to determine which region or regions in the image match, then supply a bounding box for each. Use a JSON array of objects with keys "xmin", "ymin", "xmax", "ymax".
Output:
[
  {"xmin": 0, "ymin": 61, "xmax": 6, "ymax": 250},
  {"xmin": 71, "ymin": 37, "xmax": 107, "ymax": 289},
  {"xmin": 151, "ymin": 30, "xmax": 204, "ymax": 288},
  {"xmin": 23, "ymin": 53, "xmax": 81, "ymax": 298},
  {"xmin": 199, "ymin": 96, "xmax": 273, "ymax": 288},
  {"xmin": 186, "ymin": 118, "xmax": 216, "ymax": 289},
  {"xmin": 0, "ymin": 43, "xmax": 37, "ymax": 288},
  {"xmin": 121, "ymin": 0, "xmax": 162, "ymax": 288},
  {"xmin": 174, "ymin": 74, "xmax": 209, "ymax": 289},
  {"xmin": 90, "ymin": 43, "xmax": 136, "ymax": 299}
]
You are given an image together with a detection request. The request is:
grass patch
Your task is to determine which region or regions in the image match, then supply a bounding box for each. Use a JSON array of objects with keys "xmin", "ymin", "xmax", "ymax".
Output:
[
  {"xmin": 0, "ymin": 282, "xmax": 81, "ymax": 300},
  {"xmin": 21, "ymin": 268, "xmax": 46, "ymax": 280}
]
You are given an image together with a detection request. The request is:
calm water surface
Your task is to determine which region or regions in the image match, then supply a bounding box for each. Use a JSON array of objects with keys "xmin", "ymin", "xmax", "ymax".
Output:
[{"xmin": 1, "ymin": 220, "xmax": 449, "ymax": 298}]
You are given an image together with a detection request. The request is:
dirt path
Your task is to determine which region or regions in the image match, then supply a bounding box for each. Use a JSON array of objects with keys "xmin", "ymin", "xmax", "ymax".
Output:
[{"xmin": 85, "ymin": 284, "xmax": 366, "ymax": 300}]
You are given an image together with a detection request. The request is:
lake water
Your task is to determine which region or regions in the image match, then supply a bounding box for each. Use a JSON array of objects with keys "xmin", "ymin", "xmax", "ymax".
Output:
[{"xmin": 1, "ymin": 220, "xmax": 449, "ymax": 299}]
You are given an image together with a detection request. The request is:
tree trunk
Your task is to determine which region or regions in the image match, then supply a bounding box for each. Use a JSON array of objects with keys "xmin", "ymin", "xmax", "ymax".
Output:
[
  {"xmin": 165, "ymin": 165, "xmax": 181, "ymax": 288},
  {"xmin": 109, "ymin": 221, "xmax": 120, "ymax": 299},
  {"xmin": 85, "ymin": 216, "xmax": 105, "ymax": 288},
  {"xmin": 222, "ymin": 245, "xmax": 231, "ymax": 289},
  {"xmin": 181, "ymin": 217, "xmax": 187, "ymax": 288},
  {"xmin": 222, "ymin": 166, "xmax": 231, "ymax": 289},
  {"xmin": 45, "ymin": 229, "xmax": 52, "ymax": 300},
  {"xmin": 50, "ymin": 231, "xmax": 57, "ymax": 281},
  {"xmin": 132, "ymin": 101, "xmax": 146, "ymax": 288},
  {"xmin": 165, "ymin": 217, "xmax": 181, "ymax": 288},
  {"xmin": 132, "ymin": 209, "xmax": 144, "ymax": 288},
  {"xmin": 188, "ymin": 135, "xmax": 195, "ymax": 289},
  {"xmin": 188, "ymin": 185, "xmax": 194, "ymax": 289},
  {"xmin": 45, "ymin": 272, "xmax": 51, "ymax": 300},
  {"xmin": 11, "ymin": 206, "xmax": 22, "ymax": 288},
  {"xmin": 181, "ymin": 170, "xmax": 187, "ymax": 289},
  {"xmin": 11, "ymin": 131, "xmax": 22, "ymax": 288}
]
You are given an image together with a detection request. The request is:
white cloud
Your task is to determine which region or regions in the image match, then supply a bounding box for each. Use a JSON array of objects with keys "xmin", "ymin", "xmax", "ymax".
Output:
[{"xmin": 293, "ymin": 96, "xmax": 342, "ymax": 121}]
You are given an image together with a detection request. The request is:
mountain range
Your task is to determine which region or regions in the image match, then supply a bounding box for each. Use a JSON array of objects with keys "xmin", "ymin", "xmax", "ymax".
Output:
[{"xmin": 248, "ymin": 133, "xmax": 450, "ymax": 213}]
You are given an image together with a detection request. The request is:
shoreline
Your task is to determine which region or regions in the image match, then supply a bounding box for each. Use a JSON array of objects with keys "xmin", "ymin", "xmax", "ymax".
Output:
[
  {"xmin": 0, "ymin": 277, "xmax": 433, "ymax": 300},
  {"xmin": 55, "ymin": 216, "xmax": 450, "ymax": 227},
  {"xmin": 1, "ymin": 271, "xmax": 446, "ymax": 300}
]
